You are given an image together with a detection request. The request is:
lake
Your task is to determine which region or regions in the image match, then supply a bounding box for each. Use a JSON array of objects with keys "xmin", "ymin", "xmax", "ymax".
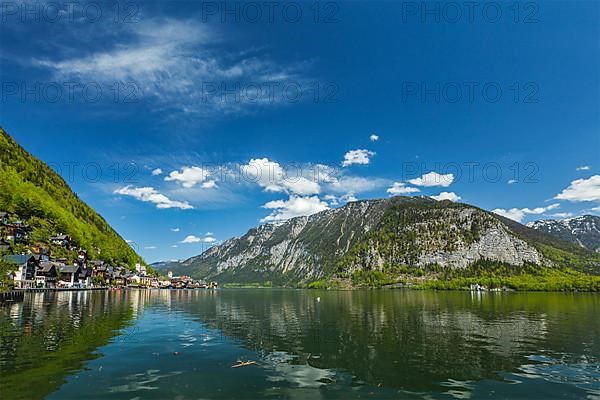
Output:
[{"xmin": 0, "ymin": 289, "xmax": 598, "ymax": 399}]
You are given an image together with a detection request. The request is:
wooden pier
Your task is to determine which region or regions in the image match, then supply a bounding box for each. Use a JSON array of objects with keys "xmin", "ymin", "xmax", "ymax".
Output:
[
  {"xmin": 0, "ymin": 290, "xmax": 25, "ymax": 303},
  {"xmin": 24, "ymin": 287, "xmax": 109, "ymax": 293}
]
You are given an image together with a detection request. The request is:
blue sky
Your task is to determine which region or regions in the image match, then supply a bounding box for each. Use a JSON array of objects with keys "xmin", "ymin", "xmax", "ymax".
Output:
[{"xmin": 1, "ymin": 1, "xmax": 599, "ymax": 263}]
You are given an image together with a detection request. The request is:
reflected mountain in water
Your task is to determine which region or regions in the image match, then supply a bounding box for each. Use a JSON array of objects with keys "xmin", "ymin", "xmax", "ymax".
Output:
[
  {"xmin": 155, "ymin": 290, "xmax": 599, "ymax": 396},
  {"xmin": 1, "ymin": 290, "xmax": 598, "ymax": 399}
]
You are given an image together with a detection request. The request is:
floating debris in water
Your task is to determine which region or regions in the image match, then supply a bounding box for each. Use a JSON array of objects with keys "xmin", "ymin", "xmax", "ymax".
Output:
[{"xmin": 232, "ymin": 360, "xmax": 257, "ymax": 368}]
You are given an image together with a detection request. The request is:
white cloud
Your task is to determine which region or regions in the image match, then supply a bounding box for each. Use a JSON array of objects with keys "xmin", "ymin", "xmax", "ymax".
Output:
[
  {"xmin": 386, "ymin": 182, "xmax": 420, "ymax": 195},
  {"xmin": 114, "ymin": 186, "xmax": 193, "ymax": 210},
  {"xmin": 144, "ymin": 246, "xmax": 157, "ymax": 250},
  {"xmin": 180, "ymin": 234, "xmax": 216, "ymax": 244},
  {"xmin": 165, "ymin": 166, "xmax": 212, "ymax": 188},
  {"xmin": 205, "ymin": 232, "xmax": 214, "ymax": 236},
  {"xmin": 323, "ymin": 194, "xmax": 339, "ymax": 206},
  {"xmin": 201, "ymin": 180, "xmax": 217, "ymax": 189},
  {"xmin": 261, "ymin": 196, "xmax": 329, "ymax": 223},
  {"xmin": 576, "ymin": 166, "xmax": 591, "ymax": 171},
  {"xmin": 431, "ymin": 192, "xmax": 461, "ymax": 202},
  {"xmin": 328, "ymin": 176, "xmax": 388, "ymax": 194},
  {"xmin": 181, "ymin": 235, "xmax": 202, "ymax": 244},
  {"xmin": 241, "ymin": 158, "xmax": 285, "ymax": 192},
  {"xmin": 507, "ymin": 179, "xmax": 517, "ymax": 184},
  {"xmin": 555, "ymin": 175, "xmax": 600, "ymax": 202},
  {"xmin": 241, "ymin": 158, "xmax": 321, "ymax": 195},
  {"xmin": 340, "ymin": 193, "xmax": 358, "ymax": 203},
  {"xmin": 492, "ymin": 203, "xmax": 560, "ymax": 223},
  {"xmin": 369, "ymin": 134, "xmax": 379, "ymax": 142},
  {"xmin": 171, "ymin": 245, "xmax": 178, "ymax": 248},
  {"xmin": 284, "ymin": 177, "xmax": 321, "ymax": 196},
  {"xmin": 35, "ymin": 18, "xmax": 309, "ymax": 117},
  {"xmin": 151, "ymin": 168, "xmax": 163, "ymax": 176},
  {"xmin": 170, "ymin": 228, "xmax": 180, "ymax": 232},
  {"xmin": 408, "ymin": 172, "xmax": 454, "ymax": 187},
  {"xmin": 341, "ymin": 149, "xmax": 375, "ymax": 167}
]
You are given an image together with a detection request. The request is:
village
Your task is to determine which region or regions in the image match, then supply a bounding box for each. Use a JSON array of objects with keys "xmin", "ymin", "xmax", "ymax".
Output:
[{"xmin": 0, "ymin": 211, "xmax": 217, "ymax": 291}]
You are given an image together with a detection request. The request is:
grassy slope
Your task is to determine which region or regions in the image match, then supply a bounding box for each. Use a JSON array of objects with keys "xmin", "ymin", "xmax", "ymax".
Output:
[{"xmin": 0, "ymin": 127, "xmax": 143, "ymax": 268}]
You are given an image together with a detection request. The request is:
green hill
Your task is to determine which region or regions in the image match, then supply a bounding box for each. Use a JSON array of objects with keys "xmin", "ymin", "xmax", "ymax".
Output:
[{"xmin": 0, "ymin": 127, "xmax": 143, "ymax": 268}]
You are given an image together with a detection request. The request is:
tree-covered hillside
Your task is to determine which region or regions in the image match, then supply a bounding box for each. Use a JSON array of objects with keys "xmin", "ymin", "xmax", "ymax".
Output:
[{"xmin": 0, "ymin": 127, "xmax": 143, "ymax": 268}]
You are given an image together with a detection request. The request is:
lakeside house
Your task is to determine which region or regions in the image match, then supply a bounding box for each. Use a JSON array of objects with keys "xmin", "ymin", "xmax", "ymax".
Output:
[
  {"xmin": 35, "ymin": 262, "xmax": 58, "ymax": 288},
  {"xmin": 0, "ymin": 211, "xmax": 200, "ymax": 291},
  {"xmin": 2, "ymin": 254, "xmax": 37, "ymax": 289},
  {"xmin": 58, "ymin": 265, "xmax": 83, "ymax": 287}
]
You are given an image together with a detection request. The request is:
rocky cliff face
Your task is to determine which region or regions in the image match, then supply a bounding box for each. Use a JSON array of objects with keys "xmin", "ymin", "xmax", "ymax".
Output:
[
  {"xmin": 527, "ymin": 215, "xmax": 600, "ymax": 252},
  {"xmin": 166, "ymin": 197, "xmax": 569, "ymax": 285}
]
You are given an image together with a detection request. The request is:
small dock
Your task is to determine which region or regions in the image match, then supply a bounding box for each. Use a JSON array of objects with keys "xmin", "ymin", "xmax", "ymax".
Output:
[
  {"xmin": 0, "ymin": 290, "xmax": 25, "ymax": 303},
  {"xmin": 24, "ymin": 287, "xmax": 109, "ymax": 293}
]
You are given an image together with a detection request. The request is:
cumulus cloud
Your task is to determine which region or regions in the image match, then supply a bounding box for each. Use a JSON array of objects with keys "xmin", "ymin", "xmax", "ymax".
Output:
[
  {"xmin": 114, "ymin": 186, "xmax": 193, "ymax": 210},
  {"xmin": 170, "ymin": 228, "xmax": 180, "ymax": 232},
  {"xmin": 576, "ymin": 166, "xmax": 591, "ymax": 171},
  {"xmin": 151, "ymin": 168, "xmax": 163, "ymax": 176},
  {"xmin": 261, "ymin": 196, "xmax": 329, "ymax": 223},
  {"xmin": 369, "ymin": 134, "xmax": 379, "ymax": 142},
  {"xmin": 181, "ymin": 234, "xmax": 216, "ymax": 244},
  {"xmin": 341, "ymin": 149, "xmax": 375, "ymax": 167},
  {"xmin": 492, "ymin": 203, "xmax": 560, "ymax": 223},
  {"xmin": 323, "ymin": 194, "xmax": 339, "ymax": 206},
  {"xmin": 181, "ymin": 235, "xmax": 201, "ymax": 243},
  {"xmin": 165, "ymin": 166, "xmax": 212, "ymax": 188},
  {"xmin": 340, "ymin": 193, "xmax": 358, "ymax": 203},
  {"xmin": 555, "ymin": 175, "xmax": 600, "ymax": 202},
  {"xmin": 241, "ymin": 158, "xmax": 320, "ymax": 195},
  {"xmin": 430, "ymin": 192, "xmax": 461, "ymax": 202},
  {"xmin": 386, "ymin": 182, "xmax": 420, "ymax": 195},
  {"xmin": 408, "ymin": 172, "xmax": 454, "ymax": 187}
]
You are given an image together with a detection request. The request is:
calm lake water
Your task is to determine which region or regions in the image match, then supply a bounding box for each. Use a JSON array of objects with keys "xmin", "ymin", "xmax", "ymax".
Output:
[{"xmin": 0, "ymin": 289, "xmax": 598, "ymax": 399}]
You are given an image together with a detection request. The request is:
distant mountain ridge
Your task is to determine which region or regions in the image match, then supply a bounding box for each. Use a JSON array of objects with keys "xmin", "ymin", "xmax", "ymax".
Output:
[
  {"xmin": 155, "ymin": 197, "xmax": 600, "ymax": 286},
  {"xmin": 0, "ymin": 127, "xmax": 143, "ymax": 267},
  {"xmin": 527, "ymin": 215, "xmax": 600, "ymax": 253}
]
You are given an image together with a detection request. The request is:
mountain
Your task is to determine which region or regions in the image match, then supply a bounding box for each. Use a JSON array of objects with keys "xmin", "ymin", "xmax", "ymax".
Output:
[
  {"xmin": 527, "ymin": 215, "xmax": 600, "ymax": 252},
  {"xmin": 0, "ymin": 127, "xmax": 143, "ymax": 267},
  {"xmin": 157, "ymin": 196, "xmax": 600, "ymax": 287}
]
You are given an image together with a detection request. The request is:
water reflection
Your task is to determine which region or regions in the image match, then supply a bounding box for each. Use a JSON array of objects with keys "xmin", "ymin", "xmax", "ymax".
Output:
[
  {"xmin": 175, "ymin": 290, "xmax": 600, "ymax": 396},
  {"xmin": 1, "ymin": 289, "xmax": 598, "ymax": 399},
  {"xmin": 0, "ymin": 291, "xmax": 133, "ymax": 400}
]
